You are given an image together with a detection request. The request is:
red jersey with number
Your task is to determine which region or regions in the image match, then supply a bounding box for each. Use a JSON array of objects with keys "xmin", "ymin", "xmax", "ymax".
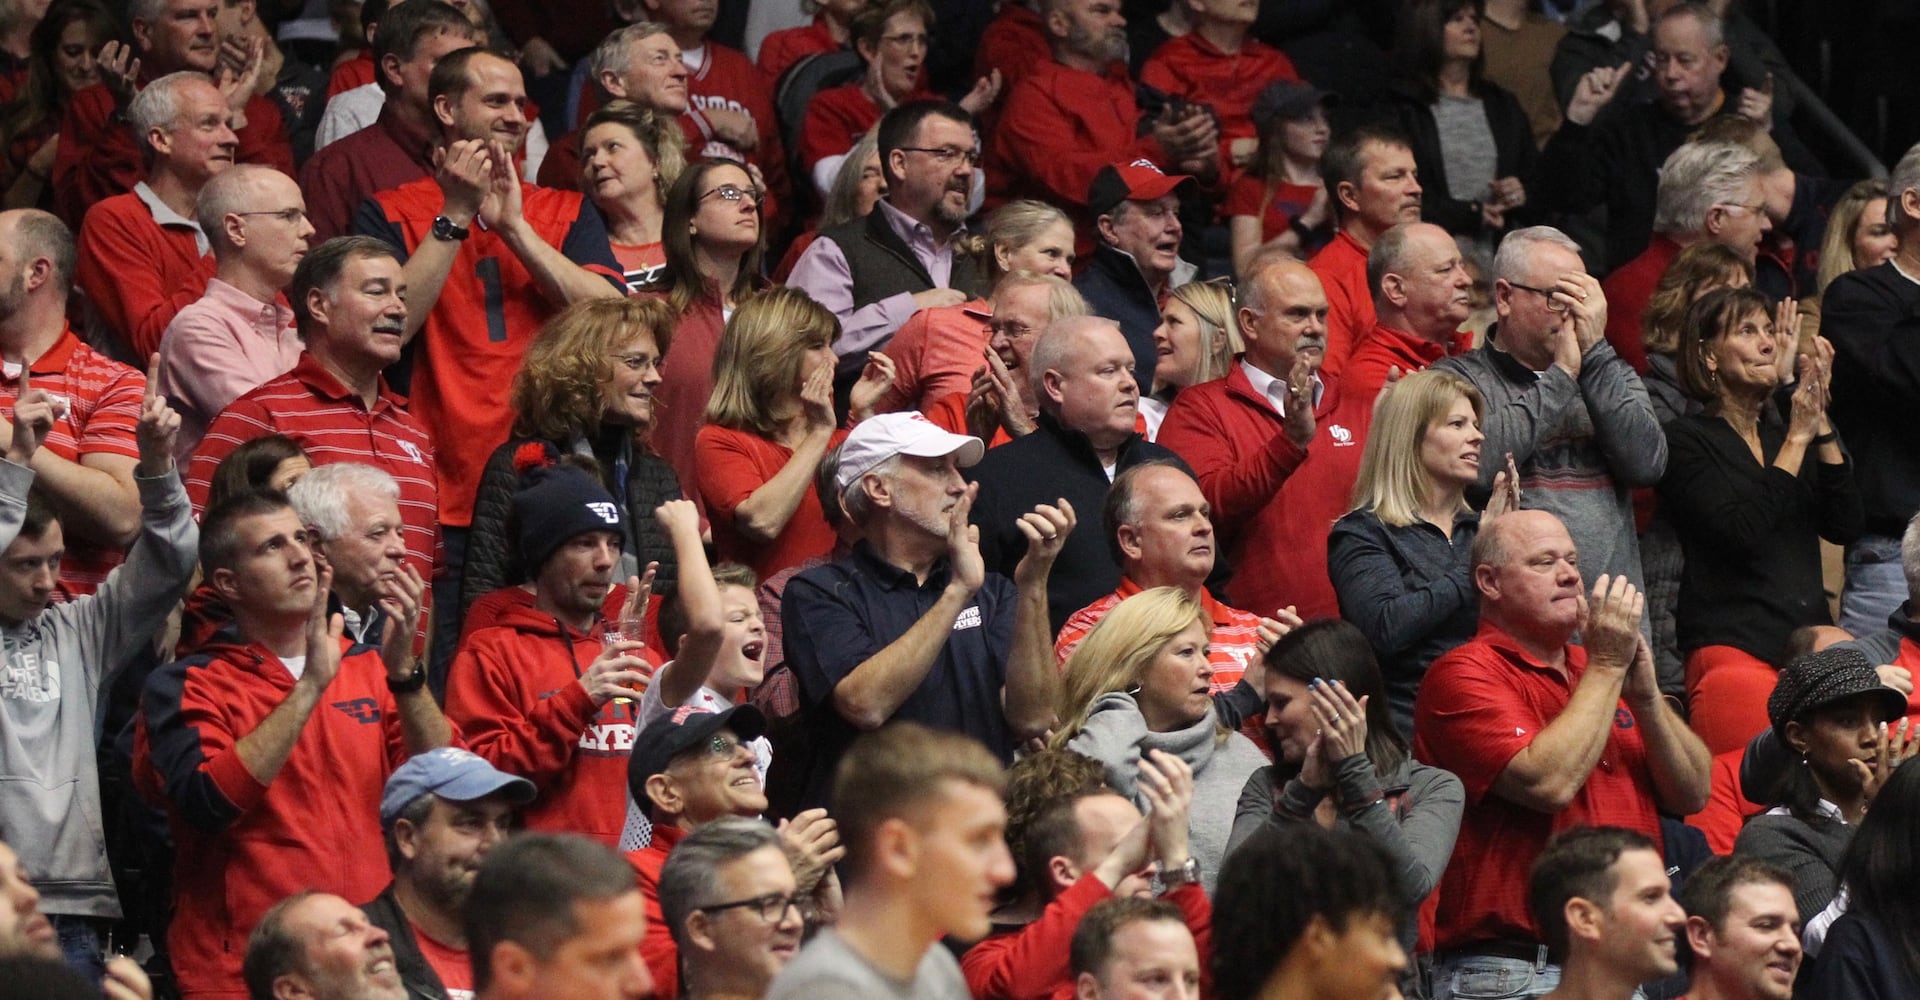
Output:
[
  {"xmin": 0, "ymin": 327, "xmax": 142, "ymax": 598},
  {"xmin": 354, "ymin": 180, "xmax": 623, "ymax": 527}
]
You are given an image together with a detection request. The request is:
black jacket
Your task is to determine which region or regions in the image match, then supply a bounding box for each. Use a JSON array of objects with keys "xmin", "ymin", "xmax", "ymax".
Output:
[
  {"xmin": 965, "ymin": 411, "xmax": 1188, "ymax": 634},
  {"xmin": 1379, "ymin": 76, "xmax": 1538, "ymax": 241},
  {"xmin": 1533, "ymin": 98, "xmax": 1697, "ymax": 273},
  {"xmin": 1074, "ymin": 242, "xmax": 1188, "ymax": 386},
  {"xmin": 361, "ymin": 884, "xmax": 448, "ymax": 1000},
  {"xmin": 1822, "ymin": 261, "xmax": 1920, "ymax": 537},
  {"xmin": 461, "ymin": 428, "xmax": 685, "ymax": 619}
]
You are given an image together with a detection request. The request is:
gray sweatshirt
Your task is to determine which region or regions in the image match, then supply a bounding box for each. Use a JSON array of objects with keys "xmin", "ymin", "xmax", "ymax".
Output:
[
  {"xmin": 1066, "ymin": 691, "xmax": 1268, "ymax": 892},
  {"xmin": 0, "ymin": 459, "xmax": 197, "ymax": 918}
]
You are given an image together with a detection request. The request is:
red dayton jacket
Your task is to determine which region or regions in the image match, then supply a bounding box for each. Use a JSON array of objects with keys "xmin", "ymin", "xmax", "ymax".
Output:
[
  {"xmin": 1139, "ymin": 31, "xmax": 1300, "ymax": 186},
  {"xmin": 445, "ymin": 601, "xmax": 645, "ymax": 845},
  {"xmin": 962, "ymin": 874, "xmax": 1213, "ymax": 1000},
  {"xmin": 984, "ymin": 58, "xmax": 1167, "ymax": 222},
  {"xmin": 136, "ymin": 632, "xmax": 425, "ymax": 998}
]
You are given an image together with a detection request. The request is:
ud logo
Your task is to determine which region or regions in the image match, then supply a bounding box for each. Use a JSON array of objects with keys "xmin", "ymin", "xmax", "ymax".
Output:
[
  {"xmin": 586, "ymin": 501, "xmax": 621, "ymax": 524},
  {"xmin": 1614, "ymin": 707, "xmax": 1636, "ymax": 730},
  {"xmin": 1328, "ymin": 424, "xmax": 1353, "ymax": 445},
  {"xmin": 396, "ymin": 440, "xmax": 426, "ymax": 465},
  {"xmin": 332, "ymin": 698, "xmax": 382, "ymax": 724}
]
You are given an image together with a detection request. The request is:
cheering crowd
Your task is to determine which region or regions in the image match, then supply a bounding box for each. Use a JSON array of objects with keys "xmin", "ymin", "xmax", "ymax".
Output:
[{"xmin": 0, "ymin": 0, "xmax": 1915, "ymax": 997}]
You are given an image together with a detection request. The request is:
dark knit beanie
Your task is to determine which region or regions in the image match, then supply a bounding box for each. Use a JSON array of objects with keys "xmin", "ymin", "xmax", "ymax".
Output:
[{"xmin": 512, "ymin": 443, "xmax": 624, "ymax": 573}]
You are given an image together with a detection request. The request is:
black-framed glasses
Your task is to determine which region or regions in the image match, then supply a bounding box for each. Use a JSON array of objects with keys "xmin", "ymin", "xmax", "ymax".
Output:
[
  {"xmin": 899, "ymin": 146, "xmax": 980, "ymax": 167},
  {"xmin": 236, "ymin": 208, "xmax": 309, "ymax": 224},
  {"xmin": 1507, "ymin": 282, "xmax": 1571, "ymax": 314},
  {"xmin": 699, "ymin": 184, "xmax": 763, "ymax": 208},
  {"xmin": 698, "ymin": 892, "xmax": 798, "ymax": 923}
]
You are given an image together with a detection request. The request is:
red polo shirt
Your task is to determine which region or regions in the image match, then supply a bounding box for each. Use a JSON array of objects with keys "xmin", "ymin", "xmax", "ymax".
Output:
[
  {"xmin": 75, "ymin": 185, "xmax": 218, "ymax": 360},
  {"xmin": 1054, "ymin": 578, "xmax": 1264, "ymax": 690},
  {"xmin": 1307, "ymin": 229, "xmax": 1375, "ymax": 381},
  {"xmin": 0, "ymin": 326, "xmax": 142, "ymax": 598},
  {"xmin": 1412, "ymin": 620, "xmax": 1663, "ymax": 952},
  {"xmin": 187, "ymin": 353, "xmax": 440, "ymax": 577},
  {"xmin": 876, "ymin": 298, "xmax": 992, "ymax": 413}
]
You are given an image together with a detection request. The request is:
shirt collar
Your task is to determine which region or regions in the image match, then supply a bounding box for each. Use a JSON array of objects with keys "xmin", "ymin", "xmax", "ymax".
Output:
[
  {"xmin": 291, "ymin": 352, "xmax": 403, "ymax": 410},
  {"xmin": 1238, "ymin": 358, "xmax": 1323, "ymax": 415},
  {"xmin": 1115, "ymin": 576, "xmax": 1234, "ymax": 625},
  {"xmin": 850, "ymin": 540, "xmax": 948, "ymax": 592},
  {"xmin": 134, "ymin": 181, "xmax": 210, "ymax": 256},
  {"xmin": 877, "ymin": 197, "xmax": 966, "ymax": 249},
  {"xmin": 203, "ymin": 278, "xmax": 295, "ymax": 328}
]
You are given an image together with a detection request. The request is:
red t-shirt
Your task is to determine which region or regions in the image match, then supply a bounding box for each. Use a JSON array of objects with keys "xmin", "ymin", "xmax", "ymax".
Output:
[
  {"xmin": 611, "ymin": 241, "xmax": 667, "ymax": 292},
  {"xmin": 411, "ymin": 924, "xmax": 474, "ymax": 1000},
  {"xmin": 0, "ymin": 328, "xmax": 142, "ymax": 598},
  {"xmin": 1225, "ymin": 174, "xmax": 1320, "ymax": 242},
  {"xmin": 1413, "ymin": 621, "xmax": 1664, "ymax": 951},
  {"xmin": 328, "ymin": 52, "xmax": 375, "ymax": 98},
  {"xmin": 695, "ymin": 424, "xmax": 850, "ymax": 580}
]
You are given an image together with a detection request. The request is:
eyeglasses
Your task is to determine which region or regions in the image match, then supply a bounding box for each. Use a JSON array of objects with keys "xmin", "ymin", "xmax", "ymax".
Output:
[
  {"xmin": 1716, "ymin": 201, "xmax": 1766, "ymax": 217},
  {"xmin": 899, "ymin": 146, "xmax": 980, "ymax": 167},
  {"xmin": 611, "ymin": 353, "xmax": 662, "ymax": 374},
  {"xmin": 698, "ymin": 892, "xmax": 798, "ymax": 923},
  {"xmin": 1506, "ymin": 282, "xmax": 1571, "ymax": 314},
  {"xmin": 699, "ymin": 184, "xmax": 763, "ymax": 208},
  {"xmin": 879, "ymin": 31, "xmax": 928, "ymax": 48},
  {"xmin": 236, "ymin": 208, "xmax": 309, "ymax": 224},
  {"xmin": 698, "ymin": 733, "xmax": 745, "ymax": 759}
]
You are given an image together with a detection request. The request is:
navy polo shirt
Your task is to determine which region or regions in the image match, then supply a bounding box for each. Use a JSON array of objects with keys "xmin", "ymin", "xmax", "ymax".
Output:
[{"xmin": 781, "ymin": 541, "xmax": 1017, "ymax": 810}]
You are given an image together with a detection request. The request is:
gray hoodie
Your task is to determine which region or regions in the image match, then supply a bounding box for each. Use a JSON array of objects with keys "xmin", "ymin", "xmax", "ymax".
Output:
[
  {"xmin": 0, "ymin": 459, "xmax": 197, "ymax": 918},
  {"xmin": 1066, "ymin": 691, "xmax": 1268, "ymax": 892}
]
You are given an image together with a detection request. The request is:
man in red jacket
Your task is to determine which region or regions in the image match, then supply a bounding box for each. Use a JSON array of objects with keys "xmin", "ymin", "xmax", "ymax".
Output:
[
  {"xmin": 1157, "ymin": 252, "xmax": 1327, "ymax": 625},
  {"xmin": 1307, "ymin": 123, "xmax": 1424, "ymax": 380},
  {"xmin": 136, "ymin": 491, "xmax": 450, "ymax": 998},
  {"xmin": 445, "ymin": 460, "xmax": 654, "ymax": 846},
  {"xmin": 52, "ymin": 0, "xmax": 293, "ymax": 227},
  {"xmin": 1067, "ymin": 898, "xmax": 1204, "ymax": 1000}
]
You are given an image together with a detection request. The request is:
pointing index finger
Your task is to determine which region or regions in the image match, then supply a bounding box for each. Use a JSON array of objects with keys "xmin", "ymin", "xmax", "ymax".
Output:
[{"xmin": 145, "ymin": 352, "xmax": 161, "ymax": 405}]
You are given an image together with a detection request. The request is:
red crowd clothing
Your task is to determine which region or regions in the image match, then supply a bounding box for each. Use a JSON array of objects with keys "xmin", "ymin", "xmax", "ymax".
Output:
[
  {"xmin": 298, "ymin": 106, "xmax": 437, "ymax": 242},
  {"xmin": 186, "ymin": 354, "xmax": 440, "ymax": 578},
  {"xmin": 52, "ymin": 82, "xmax": 292, "ymax": 228},
  {"xmin": 695, "ymin": 424, "xmax": 850, "ymax": 581},
  {"xmin": 684, "ymin": 42, "xmax": 791, "ymax": 228},
  {"xmin": 645, "ymin": 291, "xmax": 726, "ymax": 520},
  {"xmin": 1055, "ymin": 578, "xmax": 1263, "ymax": 691},
  {"xmin": 135, "ymin": 636, "xmax": 419, "ymax": 998},
  {"xmin": 1601, "ymin": 235, "xmax": 1681, "ymax": 376},
  {"xmin": 445, "ymin": 602, "xmax": 639, "ymax": 845},
  {"xmin": 976, "ymin": 4, "xmax": 1052, "ymax": 93},
  {"xmin": 1225, "ymin": 174, "xmax": 1320, "ymax": 242},
  {"xmin": 327, "ymin": 52, "xmax": 375, "ymax": 98},
  {"xmin": 538, "ymin": 115, "xmax": 708, "ymax": 193},
  {"xmin": 0, "ymin": 327, "xmax": 142, "ymax": 598},
  {"xmin": 1412, "ymin": 620, "xmax": 1663, "ymax": 952},
  {"xmin": 611, "ymin": 240, "xmax": 667, "ymax": 292},
  {"xmin": 1684, "ymin": 644, "xmax": 1777, "ymax": 757},
  {"xmin": 919, "ymin": 391, "xmax": 1015, "ymax": 449},
  {"xmin": 798, "ymin": 83, "xmax": 904, "ymax": 176},
  {"xmin": 1307, "ymin": 229, "xmax": 1376, "ymax": 381},
  {"xmin": 1139, "ymin": 32, "xmax": 1300, "ymax": 182},
  {"xmin": 1685, "ymin": 748, "xmax": 1761, "ymax": 855},
  {"xmin": 410, "ymin": 927, "xmax": 473, "ymax": 995},
  {"xmin": 355, "ymin": 177, "xmax": 623, "ymax": 528},
  {"xmin": 876, "ymin": 298, "xmax": 991, "ymax": 413},
  {"xmin": 75, "ymin": 186, "xmax": 218, "ymax": 361},
  {"xmin": 985, "ymin": 59, "xmax": 1165, "ymax": 222},
  {"xmin": 627, "ymin": 823, "xmax": 684, "ymax": 1000},
  {"xmin": 962, "ymin": 874, "xmax": 1212, "ymax": 1000},
  {"xmin": 772, "ymin": 230, "xmax": 820, "ymax": 284},
  {"xmin": 1157, "ymin": 363, "xmax": 1325, "ymax": 623},
  {"xmin": 758, "ymin": 15, "xmax": 841, "ymax": 83}
]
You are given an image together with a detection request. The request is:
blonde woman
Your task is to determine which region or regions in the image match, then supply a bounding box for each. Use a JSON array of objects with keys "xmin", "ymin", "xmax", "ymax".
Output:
[
  {"xmin": 1143, "ymin": 280, "xmax": 1241, "ymax": 439},
  {"xmin": 1328, "ymin": 369, "xmax": 1515, "ymax": 737},
  {"xmin": 1053, "ymin": 586, "xmax": 1268, "ymax": 891},
  {"xmin": 1802, "ymin": 179, "xmax": 1898, "ymax": 341},
  {"xmin": 694, "ymin": 287, "xmax": 894, "ymax": 579},
  {"xmin": 579, "ymin": 99, "xmax": 688, "ymax": 292}
]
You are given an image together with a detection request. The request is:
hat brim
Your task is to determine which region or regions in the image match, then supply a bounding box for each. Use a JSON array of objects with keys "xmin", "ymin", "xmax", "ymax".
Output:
[
  {"xmin": 1787, "ymin": 685, "xmax": 1911, "ymax": 732},
  {"xmin": 893, "ymin": 433, "xmax": 986, "ymax": 470},
  {"xmin": 1120, "ymin": 173, "xmax": 1197, "ymax": 205},
  {"xmin": 432, "ymin": 768, "xmax": 539, "ymax": 807}
]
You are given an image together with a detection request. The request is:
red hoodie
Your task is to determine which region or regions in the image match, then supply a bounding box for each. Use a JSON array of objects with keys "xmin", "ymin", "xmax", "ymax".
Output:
[
  {"xmin": 962, "ymin": 875, "xmax": 1213, "ymax": 1000},
  {"xmin": 135, "ymin": 633, "xmax": 420, "ymax": 998},
  {"xmin": 445, "ymin": 602, "xmax": 641, "ymax": 845}
]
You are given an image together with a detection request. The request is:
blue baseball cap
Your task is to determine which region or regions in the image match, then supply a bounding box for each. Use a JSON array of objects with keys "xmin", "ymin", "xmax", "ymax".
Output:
[{"xmin": 381, "ymin": 747, "xmax": 538, "ymax": 829}]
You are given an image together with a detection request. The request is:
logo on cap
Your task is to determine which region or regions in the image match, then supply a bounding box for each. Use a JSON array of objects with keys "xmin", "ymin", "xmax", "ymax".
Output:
[{"xmin": 587, "ymin": 501, "xmax": 621, "ymax": 524}]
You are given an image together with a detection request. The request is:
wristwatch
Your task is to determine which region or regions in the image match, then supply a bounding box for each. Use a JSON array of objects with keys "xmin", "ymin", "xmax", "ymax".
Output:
[
  {"xmin": 431, "ymin": 215, "xmax": 471, "ymax": 242},
  {"xmin": 1154, "ymin": 856, "xmax": 1202, "ymax": 892},
  {"xmin": 387, "ymin": 662, "xmax": 427, "ymax": 694}
]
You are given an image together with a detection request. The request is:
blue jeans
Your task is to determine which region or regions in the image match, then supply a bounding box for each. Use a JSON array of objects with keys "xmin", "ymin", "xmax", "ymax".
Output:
[
  {"xmin": 1429, "ymin": 949, "xmax": 1560, "ymax": 1000},
  {"xmin": 49, "ymin": 914, "xmax": 104, "ymax": 986},
  {"xmin": 1840, "ymin": 534, "xmax": 1906, "ymax": 638}
]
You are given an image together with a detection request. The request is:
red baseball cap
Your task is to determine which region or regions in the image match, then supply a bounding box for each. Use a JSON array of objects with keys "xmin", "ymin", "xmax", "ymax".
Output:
[{"xmin": 1088, "ymin": 160, "xmax": 1197, "ymax": 217}]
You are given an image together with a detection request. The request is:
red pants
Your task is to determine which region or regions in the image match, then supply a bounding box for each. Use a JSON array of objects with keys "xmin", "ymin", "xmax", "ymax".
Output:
[{"xmin": 1686, "ymin": 645, "xmax": 1778, "ymax": 756}]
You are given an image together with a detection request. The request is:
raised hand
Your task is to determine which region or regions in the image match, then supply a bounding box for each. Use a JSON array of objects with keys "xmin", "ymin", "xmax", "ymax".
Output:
[
  {"xmin": 1736, "ymin": 73, "xmax": 1774, "ymax": 128},
  {"xmin": 477, "ymin": 139, "xmax": 523, "ymax": 230},
  {"xmin": 619, "ymin": 561, "xmax": 662, "ymax": 627},
  {"xmin": 1580, "ymin": 574, "xmax": 1645, "ymax": 671},
  {"xmin": 1773, "ymin": 297, "xmax": 1801, "ymax": 385},
  {"xmin": 703, "ymin": 107, "xmax": 759, "ymax": 151},
  {"xmin": 6, "ymin": 365, "xmax": 62, "ymax": 466},
  {"xmin": 215, "ymin": 35, "xmax": 265, "ymax": 111},
  {"xmin": 96, "ymin": 41, "xmax": 141, "ymax": 104},
  {"xmin": 1567, "ymin": 62, "xmax": 1631, "ymax": 126},
  {"xmin": 1853, "ymin": 718, "xmax": 1918, "ymax": 804},
  {"xmin": 1012, "ymin": 497, "xmax": 1075, "ymax": 588},
  {"xmin": 1299, "ymin": 728, "xmax": 1334, "ymax": 792},
  {"xmin": 1878, "ymin": 664, "xmax": 1916, "ymax": 697},
  {"xmin": 1254, "ymin": 605, "xmax": 1304, "ymax": 656},
  {"xmin": 1486, "ymin": 452, "xmax": 1521, "ymax": 522},
  {"xmin": 1137, "ymin": 749, "xmax": 1193, "ymax": 868},
  {"xmin": 101, "ymin": 954, "xmax": 152, "ymax": 1000},
  {"xmin": 1283, "ymin": 353, "xmax": 1316, "ymax": 447},
  {"xmin": 946, "ymin": 481, "xmax": 985, "ymax": 595},
  {"xmin": 136, "ymin": 353, "xmax": 179, "ymax": 475},
  {"xmin": 778, "ymin": 808, "xmax": 846, "ymax": 893},
  {"xmin": 847, "ymin": 352, "xmax": 897, "ymax": 422},
  {"xmin": 375, "ymin": 563, "xmax": 426, "ymax": 679},
  {"xmin": 432, "ymin": 139, "xmax": 493, "ymax": 225},
  {"xmin": 958, "ymin": 69, "xmax": 1003, "ymax": 115},
  {"xmin": 799, "ymin": 362, "xmax": 836, "ymax": 432},
  {"xmin": 1557, "ymin": 271, "xmax": 1607, "ymax": 353},
  {"xmin": 303, "ymin": 560, "xmax": 345, "ymax": 690},
  {"xmin": 1309, "ymin": 677, "xmax": 1370, "ymax": 764}
]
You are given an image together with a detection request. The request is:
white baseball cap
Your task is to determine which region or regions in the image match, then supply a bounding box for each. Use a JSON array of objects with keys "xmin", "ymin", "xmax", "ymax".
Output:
[{"xmin": 835, "ymin": 412, "xmax": 986, "ymax": 492}]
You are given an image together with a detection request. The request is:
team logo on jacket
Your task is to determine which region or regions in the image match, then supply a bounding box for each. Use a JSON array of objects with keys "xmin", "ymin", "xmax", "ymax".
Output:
[
  {"xmin": 332, "ymin": 698, "xmax": 382, "ymax": 724},
  {"xmin": 1327, "ymin": 423, "xmax": 1354, "ymax": 445},
  {"xmin": 397, "ymin": 440, "xmax": 426, "ymax": 465},
  {"xmin": 0, "ymin": 652, "xmax": 59, "ymax": 702},
  {"xmin": 954, "ymin": 606, "xmax": 982, "ymax": 632},
  {"xmin": 580, "ymin": 722, "xmax": 636, "ymax": 755}
]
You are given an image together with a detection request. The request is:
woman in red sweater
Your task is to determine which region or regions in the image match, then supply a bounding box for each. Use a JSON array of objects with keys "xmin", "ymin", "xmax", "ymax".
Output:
[{"xmin": 695, "ymin": 288, "xmax": 893, "ymax": 580}]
